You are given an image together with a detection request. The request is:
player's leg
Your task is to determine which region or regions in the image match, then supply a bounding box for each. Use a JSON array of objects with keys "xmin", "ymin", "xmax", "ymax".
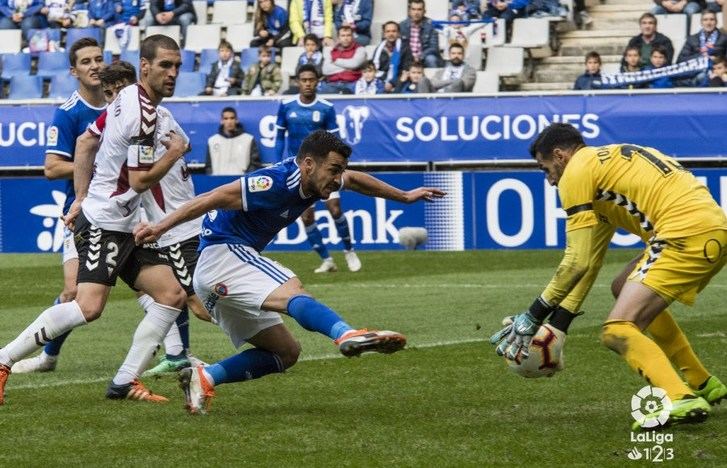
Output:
[
  {"xmin": 326, "ymin": 194, "xmax": 361, "ymax": 272},
  {"xmin": 106, "ymin": 256, "xmax": 185, "ymax": 402},
  {"xmin": 611, "ymin": 255, "xmax": 725, "ymax": 404},
  {"xmin": 301, "ymin": 205, "xmax": 336, "ymax": 273},
  {"xmin": 138, "ymin": 293, "xmax": 190, "ymax": 377}
]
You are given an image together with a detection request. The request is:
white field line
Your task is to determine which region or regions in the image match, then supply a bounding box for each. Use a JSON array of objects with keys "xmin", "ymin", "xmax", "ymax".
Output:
[{"xmin": 8, "ymin": 337, "xmax": 485, "ymax": 391}]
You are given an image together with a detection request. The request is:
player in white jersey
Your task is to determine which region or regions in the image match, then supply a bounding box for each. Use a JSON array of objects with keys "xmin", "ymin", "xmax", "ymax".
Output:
[
  {"xmin": 0, "ymin": 35, "xmax": 189, "ymax": 405},
  {"xmin": 12, "ymin": 39, "xmax": 107, "ymax": 374}
]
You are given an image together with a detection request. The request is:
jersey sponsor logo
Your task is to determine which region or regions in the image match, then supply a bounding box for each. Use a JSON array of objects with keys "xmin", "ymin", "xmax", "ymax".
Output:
[
  {"xmin": 312, "ymin": 111, "xmax": 320, "ymax": 122},
  {"xmin": 47, "ymin": 125, "xmax": 59, "ymax": 146},
  {"xmin": 138, "ymin": 145, "xmax": 154, "ymax": 164},
  {"xmin": 248, "ymin": 175, "xmax": 273, "ymax": 192}
]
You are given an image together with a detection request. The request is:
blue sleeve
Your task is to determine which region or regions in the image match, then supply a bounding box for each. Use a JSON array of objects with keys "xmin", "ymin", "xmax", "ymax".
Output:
[
  {"xmin": 324, "ymin": 106, "xmax": 339, "ymax": 132},
  {"xmin": 356, "ymin": 0, "xmax": 372, "ymax": 32},
  {"xmin": 242, "ymin": 170, "xmax": 286, "ymax": 212},
  {"xmin": 510, "ymin": 0, "xmax": 531, "ymax": 10},
  {"xmin": 46, "ymin": 108, "xmax": 76, "ymax": 158},
  {"xmin": 0, "ymin": 0, "xmax": 14, "ymax": 18},
  {"xmin": 274, "ymin": 103, "xmax": 287, "ymax": 161},
  {"xmin": 375, "ymin": 79, "xmax": 384, "ymax": 94},
  {"xmin": 103, "ymin": 1, "xmax": 117, "ymax": 22},
  {"xmin": 24, "ymin": 0, "xmax": 44, "ymax": 17}
]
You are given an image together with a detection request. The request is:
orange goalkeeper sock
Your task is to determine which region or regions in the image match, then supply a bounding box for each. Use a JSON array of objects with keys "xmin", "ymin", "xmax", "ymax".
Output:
[
  {"xmin": 602, "ymin": 320, "xmax": 693, "ymax": 401},
  {"xmin": 646, "ymin": 310, "xmax": 710, "ymax": 389}
]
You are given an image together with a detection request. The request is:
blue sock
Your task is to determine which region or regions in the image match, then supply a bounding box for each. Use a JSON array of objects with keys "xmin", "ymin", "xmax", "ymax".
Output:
[
  {"xmin": 305, "ymin": 224, "xmax": 330, "ymax": 260},
  {"xmin": 44, "ymin": 297, "xmax": 71, "ymax": 357},
  {"xmin": 334, "ymin": 215, "xmax": 353, "ymax": 250},
  {"xmin": 205, "ymin": 348, "xmax": 284, "ymax": 385},
  {"xmin": 286, "ymin": 295, "xmax": 353, "ymax": 340},
  {"xmin": 177, "ymin": 307, "xmax": 190, "ymax": 351}
]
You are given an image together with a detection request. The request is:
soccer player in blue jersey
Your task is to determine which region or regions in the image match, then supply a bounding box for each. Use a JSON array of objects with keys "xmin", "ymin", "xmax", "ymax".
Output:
[
  {"xmin": 12, "ymin": 38, "xmax": 107, "ymax": 374},
  {"xmin": 275, "ymin": 64, "xmax": 361, "ymax": 274},
  {"xmin": 134, "ymin": 130, "xmax": 445, "ymax": 414}
]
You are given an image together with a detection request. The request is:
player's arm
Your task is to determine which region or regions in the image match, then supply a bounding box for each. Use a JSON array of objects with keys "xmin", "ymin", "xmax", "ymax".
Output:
[
  {"xmin": 539, "ymin": 225, "xmax": 595, "ymax": 306},
  {"xmin": 44, "ymin": 153, "xmax": 75, "ymax": 179},
  {"xmin": 73, "ymin": 130, "xmax": 101, "ymax": 201},
  {"xmin": 274, "ymin": 103, "xmax": 287, "ymax": 161},
  {"xmin": 128, "ymin": 131, "xmax": 188, "ymax": 192},
  {"xmin": 343, "ymin": 170, "xmax": 445, "ymax": 203},
  {"xmin": 134, "ymin": 180, "xmax": 242, "ymax": 245},
  {"xmin": 44, "ymin": 109, "xmax": 76, "ymax": 179}
]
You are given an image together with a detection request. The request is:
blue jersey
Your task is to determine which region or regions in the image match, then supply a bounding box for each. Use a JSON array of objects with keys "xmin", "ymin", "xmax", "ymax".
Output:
[
  {"xmin": 274, "ymin": 96, "xmax": 339, "ymax": 160},
  {"xmin": 199, "ymin": 158, "xmax": 320, "ymax": 252},
  {"xmin": 46, "ymin": 91, "xmax": 105, "ymax": 213}
]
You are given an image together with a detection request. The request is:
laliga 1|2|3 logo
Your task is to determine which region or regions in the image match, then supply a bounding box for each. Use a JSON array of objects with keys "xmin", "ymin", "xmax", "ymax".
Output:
[{"xmin": 626, "ymin": 385, "xmax": 675, "ymax": 462}]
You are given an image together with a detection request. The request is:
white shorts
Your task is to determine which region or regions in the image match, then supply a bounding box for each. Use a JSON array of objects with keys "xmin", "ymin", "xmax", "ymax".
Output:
[
  {"xmin": 62, "ymin": 226, "xmax": 78, "ymax": 264},
  {"xmin": 194, "ymin": 243, "xmax": 293, "ymax": 348}
]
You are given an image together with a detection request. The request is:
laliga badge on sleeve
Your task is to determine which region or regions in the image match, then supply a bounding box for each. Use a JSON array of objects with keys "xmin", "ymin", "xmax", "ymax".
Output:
[
  {"xmin": 248, "ymin": 176, "xmax": 273, "ymax": 192},
  {"xmin": 138, "ymin": 145, "xmax": 155, "ymax": 164},
  {"xmin": 47, "ymin": 126, "xmax": 59, "ymax": 146}
]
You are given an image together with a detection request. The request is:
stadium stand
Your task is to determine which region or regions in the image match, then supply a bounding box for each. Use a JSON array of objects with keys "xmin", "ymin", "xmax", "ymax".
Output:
[
  {"xmin": 103, "ymin": 27, "xmax": 141, "ymax": 54},
  {"xmin": 66, "ymin": 28, "xmax": 104, "ymax": 50},
  {"xmin": 184, "ymin": 24, "xmax": 223, "ymax": 53},
  {"xmin": 199, "ymin": 48, "xmax": 221, "ymax": 74},
  {"xmin": 36, "ymin": 52, "xmax": 69, "ymax": 79},
  {"xmin": 173, "ymin": 71, "xmax": 207, "ymax": 96},
  {"xmin": 1, "ymin": 53, "xmax": 32, "ymax": 81},
  {"xmin": 180, "ymin": 49, "xmax": 197, "ymax": 72},
  {"xmin": 224, "ymin": 23, "xmax": 255, "ymax": 52},
  {"xmin": 145, "ymin": 25, "xmax": 182, "ymax": 45},
  {"xmin": 194, "ymin": 0, "xmax": 209, "ymax": 25},
  {"xmin": 48, "ymin": 73, "xmax": 79, "ymax": 99},
  {"xmin": 472, "ymin": 71, "xmax": 500, "ymax": 93},
  {"xmin": 211, "ymin": 0, "xmax": 248, "ymax": 26},
  {"xmin": 0, "ymin": 30, "xmax": 22, "ymax": 55},
  {"xmin": 7, "ymin": 75, "xmax": 43, "ymax": 99}
]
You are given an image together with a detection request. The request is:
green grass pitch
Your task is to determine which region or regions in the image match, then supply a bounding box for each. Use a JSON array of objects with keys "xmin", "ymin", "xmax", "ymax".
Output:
[{"xmin": 0, "ymin": 250, "xmax": 725, "ymax": 467}]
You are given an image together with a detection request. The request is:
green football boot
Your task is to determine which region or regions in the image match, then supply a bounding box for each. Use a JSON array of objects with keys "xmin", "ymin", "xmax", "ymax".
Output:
[
  {"xmin": 694, "ymin": 376, "xmax": 727, "ymax": 405},
  {"xmin": 142, "ymin": 356, "xmax": 191, "ymax": 377},
  {"xmin": 631, "ymin": 396, "xmax": 710, "ymax": 432}
]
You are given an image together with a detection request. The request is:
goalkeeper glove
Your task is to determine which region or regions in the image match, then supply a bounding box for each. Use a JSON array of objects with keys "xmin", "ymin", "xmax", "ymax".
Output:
[{"xmin": 489, "ymin": 297, "xmax": 553, "ymax": 359}]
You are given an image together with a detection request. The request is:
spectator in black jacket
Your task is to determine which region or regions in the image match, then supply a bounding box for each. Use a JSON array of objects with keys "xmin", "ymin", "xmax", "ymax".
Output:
[
  {"xmin": 251, "ymin": 0, "xmax": 291, "ymax": 48},
  {"xmin": 399, "ymin": 0, "xmax": 442, "ymax": 68},
  {"xmin": 677, "ymin": 10, "xmax": 727, "ymax": 62},
  {"xmin": 203, "ymin": 39, "xmax": 245, "ymax": 96},
  {"xmin": 150, "ymin": 0, "xmax": 196, "ymax": 40},
  {"xmin": 372, "ymin": 21, "xmax": 412, "ymax": 92},
  {"xmin": 625, "ymin": 12, "xmax": 675, "ymax": 68},
  {"xmin": 573, "ymin": 51, "xmax": 602, "ymax": 90}
]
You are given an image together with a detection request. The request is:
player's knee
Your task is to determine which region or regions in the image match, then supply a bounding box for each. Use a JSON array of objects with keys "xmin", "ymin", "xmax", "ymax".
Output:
[
  {"xmin": 278, "ymin": 340, "xmax": 301, "ymax": 369},
  {"xmin": 75, "ymin": 297, "xmax": 104, "ymax": 322},
  {"xmin": 157, "ymin": 285, "xmax": 186, "ymax": 310}
]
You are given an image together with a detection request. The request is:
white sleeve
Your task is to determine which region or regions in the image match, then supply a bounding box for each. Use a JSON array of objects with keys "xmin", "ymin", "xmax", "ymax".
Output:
[{"xmin": 126, "ymin": 94, "xmax": 158, "ymax": 171}]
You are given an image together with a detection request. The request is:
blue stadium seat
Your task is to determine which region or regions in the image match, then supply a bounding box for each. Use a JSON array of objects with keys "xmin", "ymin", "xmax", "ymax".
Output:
[
  {"xmin": 24, "ymin": 29, "xmax": 62, "ymax": 56},
  {"xmin": 37, "ymin": 51, "xmax": 70, "ymax": 78},
  {"xmin": 65, "ymin": 28, "xmax": 104, "ymax": 50},
  {"xmin": 103, "ymin": 50, "xmax": 113, "ymax": 64},
  {"xmin": 8, "ymin": 75, "xmax": 44, "ymax": 99},
  {"xmin": 198, "ymin": 48, "xmax": 219, "ymax": 74},
  {"xmin": 1, "ymin": 53, "xmax": 32, "ymax": 81},
  {"xmin": 181, "ymin": 49, "xmax": 196, "ymax": 72},
  {"xmin": 48, "ymin": 73, "xmax": 78, "ymax": 99},
  {"xmin": 239, "ymin": 47, "xmax": 258, "ymax": 72},
  {"xmin": 120, "ymin": 49, "xmax": 140, "ymax": 73},
  {"xmin": 173, "ymin": 71, "xmax": 206, "ymax": 97}
]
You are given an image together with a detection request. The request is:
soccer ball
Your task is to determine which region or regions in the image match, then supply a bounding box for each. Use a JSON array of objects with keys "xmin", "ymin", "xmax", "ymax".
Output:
[{"xmin": 505, "ymin": 324, "xmax": 566, "ymax": 378}]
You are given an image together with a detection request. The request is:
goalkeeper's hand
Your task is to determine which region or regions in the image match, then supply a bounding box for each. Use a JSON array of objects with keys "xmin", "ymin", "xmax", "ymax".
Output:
[{"xmin": 489, "ymin": 312, "xmax": 543, "ymax": 360}]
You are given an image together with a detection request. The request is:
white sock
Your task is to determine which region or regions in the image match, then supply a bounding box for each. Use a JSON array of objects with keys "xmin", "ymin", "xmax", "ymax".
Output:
[
  {"xmin": 0, "ymin": 301, "xmax": 86, "ymax": 367},
  {"xmin": 40, "ymin": 351, "xmax": 58, "ymax": 363},
  {"xmin": 112, "ymin": 302, "xmax": 180, "ymax": 385},
  {"xmin": 137, "ymin": 294, "xmax": 155, "ymax": 312},
  {"xmin": 163, "ymin": 323, "xmax": 184, "ymax": 357}
]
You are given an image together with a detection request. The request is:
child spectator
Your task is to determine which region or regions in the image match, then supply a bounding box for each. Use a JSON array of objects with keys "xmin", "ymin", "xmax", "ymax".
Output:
[
  {"xmin": 354, "ymin": 60, "xmax": 383, "ymax": 95},
  {"xmin": 203, "ymin": 39, "xmax": 245, "ymax": 96},
  {"xmin": 334, "ymin": 0, "xmax": 372, "ymax": 46},
  {"xmin": 242, "ymin": 45, "xmax": 282, "ymax": 96},
  {"xmin": 621, "ymin": 46, "xmax": 643, "ymax": 73},
  {"xmin": 296, "ymin": 33, "xmax": 323, "ymax": 77},
  {"xmin": 442, "ymin": 11, "xmax": 485, "ymax": 58},
  {"xmin": 251, "ymin": 0, "xmax": 291, "ymax": 48},
  {"xmin": 114, "ymin": 0, "xmax": 144, "ymax": 25},
  {"xmin": 709, "ymin": 56, "xmax": 727, "ymax": 86},
  {"xmin": 573, "ymin": 51, "xmax": 602, "ymax": 90},
  {"xmin": 646, "ymin": 46, "xmax": 673, "ymax": 88},
  {"xmin": 395, "ymin": 61, "xmax": 433, "ymax": 93},
  {"xmin": 451, "ymin": 0, "xmax": 481, "ymax": 20}
]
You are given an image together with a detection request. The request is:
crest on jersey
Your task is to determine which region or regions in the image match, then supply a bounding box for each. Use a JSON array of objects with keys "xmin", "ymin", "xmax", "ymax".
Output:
[
  {"xmin": 47, "ymin": 126, "xmax": 59, "ymax": 146},
  {"xmin": 312, "ymin": 110, "xmax": 321, "ymax": 122},
  {"xmin": 341, "ymin": 105, "xmax": 370, "ymax": 145},
  {"xmin": 248, "ymin": 176, "xmax": 273, "ymax": 192}
]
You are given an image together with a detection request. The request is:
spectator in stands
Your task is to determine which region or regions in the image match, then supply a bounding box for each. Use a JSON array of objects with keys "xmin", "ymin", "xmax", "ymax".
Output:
[
  {"xmin": 677, "ymin": 10, "xmax": 727, "ymax": 62},
  {"xmin": 372, "ymin": 21, "xmax": 410, "ymax": 93},
  {"xmin": 442, "ymin": 11, "xmax": 485, "ymax": 59},
  {"xmin": 625, "ymin": 13, "xmax": 674, "ymax": 68},
  {"xmin": 149, "ymin": 0, "xmax": 196, "ymax": 40},
  {"xmin": 289, "ymin": 0, "xmax": 334, "ymax": 47},
  {"xmin": 621, "ymin": 46, "xmax": 644, "ymax": 73},
  {"xmin": 451, "ymin": 0, "xmax": 481, "ymax": 20},
  {"xmin": 708, "ymin": 55, "xmax": 727, "ymax": 85},
  {"xmin": 114, "ymin": 0, "xmax": 144, "ymax": 25},
  {"xmin": 574, "ymin": 0, "xmax": 592, "ymax": 29},
  {"xmin": 206, "ymin": 107, "xmax": 262, "ymax": 176},
  {"xmin": 430, "ymin": 43, "xmax": 476, "ymax": 93},
  {"xmin": 573, "ymin": 51, "xmax": 602, "ymax": 90},
  {"xmin": 646, "ymin": 46, "xmax": 673, "ymax": 88},
  {"xmin": 484, "ymin": 0, "xmax": 530, "ymax": 23},
  {"xmin": 203, "ymin": 39, "xmax": 245, "ymax": 96},
  {"xmin": 319, "ymin": 24, "xmax": 365, "ymax": 94},
  {"xmin": 400, "ymin": 0, "xmax": 443, "ymax": 68},
  {"xmin": 334, "ymin": 0, "xmax": 372, "ymax": 46},
  {"xmin": 706, "ymin": 0, "xmax": 725, "ymax": 13},
  {"xmin": 0, "ymin": 0, "xmax": 49, "ymax": 37},
  {"xmin": 529, "ymin": 0, "xmax": 567, "ymax": 18},
  {"xmin": 354, "ymin": 60, "xmax": 383, "ymax": 95},
  {"xmin": 652, "ymin": 0, "xmax": 704, "ymax": 30},
  {"xmin": 242, "ymin": 45, "xmax": 282, "ymax": 96},
  {"xmin": 395, "ymin": 61, "xmax": 433, "ymax": 93},
  {"xmin": 251, "ymin": 0, "xmax": 291, "ymax": 48},
  {"xmin": 43, "ymin": 0, "xmax": 73, "ymax": 28},
  {"xmin": 87, "ymin": 0, "xmax": 115, "ymax": 27},
  {"xmin": 297, "ymin": 33, "xmax": 324, "ymax": 76}
]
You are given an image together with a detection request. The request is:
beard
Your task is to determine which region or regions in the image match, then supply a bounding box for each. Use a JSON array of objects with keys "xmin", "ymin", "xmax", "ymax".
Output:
[{"xmin": 450, "ymin": 58, "xmax": 463, "ymax": 66}]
